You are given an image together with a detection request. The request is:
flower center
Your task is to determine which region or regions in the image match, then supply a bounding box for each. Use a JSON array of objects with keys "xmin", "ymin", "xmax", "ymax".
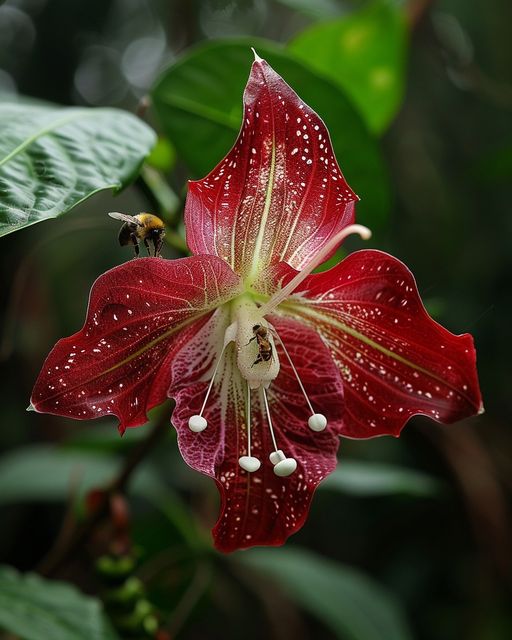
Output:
[
  {"xmin": 231, "ymin": 298, "xmax": 280, "ymax": 390},
  {"xmin": 187, "ymin": 299, "xmax": 329, "ymax": 478}
]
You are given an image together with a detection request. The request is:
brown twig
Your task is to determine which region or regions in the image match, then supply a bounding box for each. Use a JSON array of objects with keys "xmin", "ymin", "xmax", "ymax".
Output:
[{"xmin": 37, "ymin": 411, "xmax": 170, "ymax": 577}]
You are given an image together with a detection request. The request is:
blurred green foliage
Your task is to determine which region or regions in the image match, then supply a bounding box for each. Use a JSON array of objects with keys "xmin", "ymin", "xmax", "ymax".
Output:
[
  {"xmin": 289, "ymin": 1, "xmax": 408, "ymax": 133},
  {"xmin": 0, "ymin": 566, "xmax": 118, "ymax": 640},
  {"xmin": 0, "ymin": 0, "xmax": 511, "ymax": 639}
]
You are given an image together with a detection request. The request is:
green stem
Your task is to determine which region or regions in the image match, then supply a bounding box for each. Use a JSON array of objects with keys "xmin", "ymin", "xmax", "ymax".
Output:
[
  {"xmin": 138, "ymin": 165, "xmax": 189, "ymax": 255},
  {"xmin": 140, "ymin": 165, "xmax": 181, "ymax": 224}
]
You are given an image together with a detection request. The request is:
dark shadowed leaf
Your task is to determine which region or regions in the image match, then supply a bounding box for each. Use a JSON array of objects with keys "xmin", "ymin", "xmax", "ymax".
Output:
[
  {"xmin": 239, "ymin": 547, "xmax": 413, "ymax": 640},
  {"xmin": 289, "ymin": 1, "xmax": 407, "ymax": 133},
  {"xmin": 0, "ymin": 103, "xmax": 156, "ymax": 237},
  {"xmin": 0, "ymin": 444, "xmax": 165, "ymax": 504},
  {"xmin": 274, "ymin": 0, "xmax": 343, "ymax": 19},
  {"xmin": 0, "ymin": 566, "xmax": 119, "ymax": 640},
  {"xmin": 320, "ymin": 461, "xmax": 442, "ymax": 496},
  {"xmin": 151, "ymin": 38, "xmax": 390, "ymax": 228}
]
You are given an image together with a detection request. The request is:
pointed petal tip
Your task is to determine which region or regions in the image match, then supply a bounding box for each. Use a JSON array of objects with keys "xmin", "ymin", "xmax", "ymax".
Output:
[
  {"xmin": 26, "ymin": 402, "xmax": 35, "ymax": 412},
  {"xmin": 251, "ymin": 47, "xmax": 264, "ymax": 63}
]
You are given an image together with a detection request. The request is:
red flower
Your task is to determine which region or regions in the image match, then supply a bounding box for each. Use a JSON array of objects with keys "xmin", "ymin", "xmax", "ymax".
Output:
[{"xmin": 31, "ymin": 53, "xmax": 482, "ymax": 552}]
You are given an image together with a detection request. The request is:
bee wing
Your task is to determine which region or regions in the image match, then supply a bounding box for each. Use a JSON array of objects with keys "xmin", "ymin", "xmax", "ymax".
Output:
[{"xmin": 108, "ymin": 212, "xmax": 143, "ymax": 226}]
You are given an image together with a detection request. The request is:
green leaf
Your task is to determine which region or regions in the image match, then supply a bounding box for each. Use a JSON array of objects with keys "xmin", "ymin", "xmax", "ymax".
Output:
[
  {"xmin": 0, "ymin": 103, "xmax": 156, "ymax": 237},
  {"xmin": 0, "ymin": 445, "xmax": 165, "ymax": 504},
  {"xmin": 289, "ymin": 1, "xmax": 408, "ymax": 133},
  {"xmin": 274, "ymin": 0, "xmax": 343, "ymax": 20},
  {"xmin": 320, "ymin": 461, "xmax": 442, "ymax": 496},
  {"xmin": 0, "ymin": 565, "xmax": 119, "ymax": 640},
  {"xmin": 152, "ymin": 38, "xmax": 390, "ymax": 228},
  {"xmin": 145, "ymin": 136, "xmax": 176, "ymax": 173},
  {"xmin": 239, "ymin": 547, "xmax": 413, "ymax": 640},
  {"xmin": 62, "ymin": 424, "xmax": 147, "ymax": 454}
]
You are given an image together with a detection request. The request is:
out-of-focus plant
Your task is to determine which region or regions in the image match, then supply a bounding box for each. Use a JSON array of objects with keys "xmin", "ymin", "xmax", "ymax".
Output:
[{"xmin": 0, "ymin": 1, "xmax": 498, "ymax": 638}]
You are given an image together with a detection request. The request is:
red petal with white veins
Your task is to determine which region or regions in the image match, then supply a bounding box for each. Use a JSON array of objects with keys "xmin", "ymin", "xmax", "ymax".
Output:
[
  {"xmin": 31, "ymin": 256, "xmax": 242, "ymax": 432},
  {"xmin": 259, "ymin": 250, "xmax": 482, "ymax": 438},
  {"xmin": 169, "ymin": 312, "xmax": 344, "ymax": 552},
  {"xmin": 184, "ymin": 56, "xmax": 358, "ymax": 281}
]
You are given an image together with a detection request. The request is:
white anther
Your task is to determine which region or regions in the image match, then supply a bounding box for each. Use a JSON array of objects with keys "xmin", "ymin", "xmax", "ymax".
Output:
[
  {"xmin": 239, "ymin": 456, "xmax": 261, "ymax": 472},
  {"xmin": 188, "ymin": 415, "xmax": 207, "ymax": 432},
  {"xmin": 308, "ymin": 413, "xmax": 328, "ymax": 432},
  {"xmin": 273, "ymin": 457, "xmax": 297, "ymax": 477},
  {"xmin": 269, "ymin": 449, "xmax": 286, "ymax": 465},
  {"xmin": 270, "ymin": 325, "xmax": 328, "ymax": 433}
]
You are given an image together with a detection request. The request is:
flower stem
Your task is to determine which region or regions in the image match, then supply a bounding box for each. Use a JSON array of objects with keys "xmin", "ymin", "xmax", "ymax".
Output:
[{"xmin": 37, "ymin": 411, "xmax": 170, "ymax": 577}]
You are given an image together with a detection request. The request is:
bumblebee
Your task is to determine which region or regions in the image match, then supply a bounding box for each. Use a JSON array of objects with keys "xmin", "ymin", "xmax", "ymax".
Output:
[
  {"xmin": 108, "ymin": 212, "xmax": 165, "ymax": 257},
  {"xmin": 248, "ymin": 324, "xmax": 273, "ymax": 366}
]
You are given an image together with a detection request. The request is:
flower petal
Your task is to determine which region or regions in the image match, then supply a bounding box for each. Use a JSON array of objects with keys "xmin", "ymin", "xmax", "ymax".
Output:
[
  {"xmin": 169, "ymin": 313, "xmax": 344, "ymax": 552},
  {"xmin": 184, "ymin": 56, "xmax": 358, "ymax": 281},
  {"xmin": 31, "ymin": 256, "xmax": 242, "ymax": 432},
  {"xmin": 260, "ymin": 250, "xmax": 482, "ymax": 438}
]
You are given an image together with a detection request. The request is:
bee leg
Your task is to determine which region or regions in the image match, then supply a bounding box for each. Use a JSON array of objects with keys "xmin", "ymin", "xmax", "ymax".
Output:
[
  {"xmin": 130, "ymin": 233, "xmax": 140, "ymax": 258},
  {"xmin": 244, "ymin": 336, "xmax": 257, "ymax": 346},
  {"xmin": 251, "ymin": 355, "xmax": 263, "ymax": 367},
  {"xmin": 143, "ymin": 237, "xmax": 151, "ymax": 256},
  {"xmin": 153, "ymin": 236, "xmax": 163, "ymax": 258}
]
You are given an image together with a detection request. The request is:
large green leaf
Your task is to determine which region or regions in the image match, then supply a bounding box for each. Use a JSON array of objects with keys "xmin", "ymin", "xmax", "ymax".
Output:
[
  {"xmin": 320, "ymin": 461, "xmax": 442, "ymax": 496},
  {"xmin": 240, "ymin": 547, "xmax": 413, "ymax": 640},
  {"xmin": 0, "ymin": 445, "xmax": 165, "ymax": 504},
  {"xmin": 0, "ymin": 104, "xmax": 156, "ymax": 237},
  {"xmin": 0, "ymin": 566, "xmax": 119, "ymax": 640},
  {"xmin": 289, "ymin": 1, "xmax": 407, "ymax": 133},
  {"xmin": 152, "ymin": 38, "xmax": 390, "ymax": 228}
]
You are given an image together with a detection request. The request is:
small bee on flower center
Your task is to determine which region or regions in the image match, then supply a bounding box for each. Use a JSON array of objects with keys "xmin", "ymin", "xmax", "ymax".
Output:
[{"xmin": 248, "ymin": 324, "xmax": 273, "ymax": 366}]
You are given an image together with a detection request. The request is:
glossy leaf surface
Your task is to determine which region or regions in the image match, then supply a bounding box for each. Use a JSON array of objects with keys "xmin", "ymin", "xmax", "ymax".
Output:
[
  {"xmin": 240, "ymin": 547, "xmax": 413, "ymax": 640},
  {"xmin": 0, "ymin": 566, "xmax": 119, "ymax": 640},
  {"xmin": 152, "ymin": 38, "xmax": 390, "ymax": 228},
  {"xmin": 0, "ymin": 104, "xmax": 156, "ymax": 237},
  {"xmin": 289, "ymin": 1, "xmax": 407, "ymax": 133}
]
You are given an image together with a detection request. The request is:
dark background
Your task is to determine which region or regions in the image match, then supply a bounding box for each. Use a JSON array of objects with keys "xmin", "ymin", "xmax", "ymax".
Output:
[{"xmin": 0, "ymin": 1, "xmax": 511, "ymax": 639}]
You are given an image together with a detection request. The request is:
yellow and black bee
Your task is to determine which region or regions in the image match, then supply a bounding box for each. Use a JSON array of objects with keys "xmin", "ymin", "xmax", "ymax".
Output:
[
  {"xmin": 248, "ymin": 324, "xmax": 273, "ymax": 366},
  {"xmin": 108, "ymin": 212, "xmax": 165, "ymax": 257}
]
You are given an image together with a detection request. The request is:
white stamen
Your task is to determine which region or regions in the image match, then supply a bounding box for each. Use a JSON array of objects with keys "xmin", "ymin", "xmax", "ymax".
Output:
[
  {"xmin": 262, "ymin": 388, "xmax": 297, "ymax": 477},
  {"xmin": 262, "ymin": 387, "xmax": 279, "ymax": 452},
  {"xmin": 271, "ymin": 325, "xmax": 328, "ymax": 432},
  {"xmin": 188, "ymin": 415, "xmax": 207, "ymax": 433},
  {"xmin": 238, "ymin": 383, "xmax": 261, "ymax": 472},
  {"xmin": 188, "ymin": 324, "xmax": 236, "ymax": 433},
  {"xmin": 239, "ymin": 456, "xmax": 261, "ymax": 472},
  {"xmin": 308, "ymin": 414, "xmax": 327, "ymax": 432},
  {"xmin": 269, "ymin": 449, "xmax": 285, "ymax": 465},
  {"xmin": 258, "ymin": 224, "xmax": 371, "ymax": 317},
  {"xmin": 238, "ymin": 456, "xmax": 261, "ymax": 473},
  {"xmin": 274, "ymin": 458, "xmax": 297, "ymax": 477}
]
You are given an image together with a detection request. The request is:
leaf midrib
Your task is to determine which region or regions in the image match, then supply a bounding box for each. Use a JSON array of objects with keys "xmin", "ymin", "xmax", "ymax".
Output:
[
  {"xmin": 0, "ymin": 108, "xmax": 105, "ymax": 169},
  {"xmin": 156, "ymin": 93, "xmax": 240, "ymax": 130}
]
